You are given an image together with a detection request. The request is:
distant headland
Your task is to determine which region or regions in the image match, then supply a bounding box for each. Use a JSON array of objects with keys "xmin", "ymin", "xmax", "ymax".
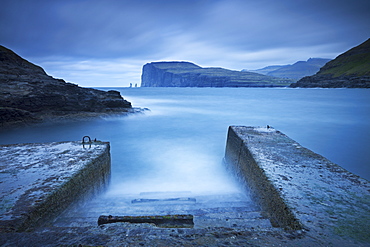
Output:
[{"xmin": 141, "ymin": 62, "xmax": 294, "ymax": 87}]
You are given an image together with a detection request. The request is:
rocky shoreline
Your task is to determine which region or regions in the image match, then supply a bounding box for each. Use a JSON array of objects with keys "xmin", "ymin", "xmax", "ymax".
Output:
[
  {"xmin": 0, "ymin": 105, "xmax": 145, "ymax": 130},
  {"xmin": 290, "ymin": 74, "xmax": 370, "ymax": 88},
  {"xmin": 0, "ymin": 45, "xmax": 134, "ymax": 128}
]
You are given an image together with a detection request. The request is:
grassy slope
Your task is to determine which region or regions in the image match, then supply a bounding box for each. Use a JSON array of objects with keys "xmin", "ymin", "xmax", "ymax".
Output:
[{"xmin": 318, "ymin": 38, "xmax": 370, "ymax": 77}]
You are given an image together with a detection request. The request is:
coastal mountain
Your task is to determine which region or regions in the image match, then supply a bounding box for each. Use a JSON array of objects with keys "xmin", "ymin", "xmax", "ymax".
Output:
[
  {"xmin": 244, "ymin": 65, "xmax": 285, "ymax": 75},
  {"xmin": 246, "ymin": 58, "xmax": 331, "ymax": 81},
  {"xmin": 141, "ymin": 62, "xmax": 294, "ymax": 87},
  {"xmin": 290, "ymin": 39, "xmax": 370, "ymax": 88},
  {"xmin": 0, "ymin": 45, "xmax": 132, "ymax": 127}
]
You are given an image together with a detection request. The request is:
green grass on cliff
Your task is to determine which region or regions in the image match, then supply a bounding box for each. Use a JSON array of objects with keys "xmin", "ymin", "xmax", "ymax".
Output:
[
  {"xmin": 318, "ymin": 38, "xmax": 370, "ymax": 77},
  {"xmin": 319, "ymin": 53, "xmax": 370, "ymax": 77}
]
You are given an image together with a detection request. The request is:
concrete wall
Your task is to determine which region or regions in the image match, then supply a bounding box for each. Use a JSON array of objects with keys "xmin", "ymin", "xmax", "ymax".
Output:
[
  {"xmin": 224, "ymin": 126, "xmax": 301, "ymax": 230},
  {"xmin": 224, "ymin": 126, "xmax": 370, "ymax": 243},
  {"xmin": 19, "ymin": 143, "xmax": 111, "ymax": 231},
  {"xmin": 0, "ymin": 141, "xmax": 111, "ymax": 232}
]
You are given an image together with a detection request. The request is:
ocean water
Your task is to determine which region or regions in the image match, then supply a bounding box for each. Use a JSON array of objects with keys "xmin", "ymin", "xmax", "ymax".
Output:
[
  {"xmin": 114, "ymin": 87, "xmax": 370, "ymax": 182},
  {"xmin": 0, "ymin": 87, "xmax": 369, "ymax": 197}
]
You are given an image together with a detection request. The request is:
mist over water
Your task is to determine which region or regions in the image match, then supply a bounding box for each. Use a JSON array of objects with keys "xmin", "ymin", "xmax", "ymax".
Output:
[
  {"xmin": 0, "ymin": 88, "xmax": 369, "ymax": 200},
  {"xmin": 113, "ymin": 87, "xmax": 370, "ymax": 181}
]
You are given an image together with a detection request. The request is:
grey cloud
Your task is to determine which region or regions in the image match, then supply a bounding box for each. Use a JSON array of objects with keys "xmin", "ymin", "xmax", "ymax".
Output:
[
  {"xmin": 0, "ymin": 0, "xmax": 369, "ymax": 86},
  {"xmin": 2, "ymin": 0, "xmax": 369, "ymax": 57}
]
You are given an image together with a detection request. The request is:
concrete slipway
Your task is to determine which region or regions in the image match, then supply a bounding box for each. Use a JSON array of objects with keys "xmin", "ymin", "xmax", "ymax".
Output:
[
  {"xmin": 0, "ymin": 140, "xmax": 111, "ymax": 232},
  {"xmin": 0, "ymin": 127, "xmax": 370, "ymax": 246},
  {"xmin": 225, "ymin": 126, "xmax": 370, "ymax": 246}
]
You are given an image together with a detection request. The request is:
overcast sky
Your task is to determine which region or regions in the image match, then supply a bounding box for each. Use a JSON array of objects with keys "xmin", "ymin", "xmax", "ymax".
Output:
[{"xmin": 1, "ymin": 0, "xmax": 369, "ymax": 87}]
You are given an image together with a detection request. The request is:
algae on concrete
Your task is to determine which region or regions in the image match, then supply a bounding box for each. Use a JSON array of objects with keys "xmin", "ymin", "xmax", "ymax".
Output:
[
  {"xmin": 224, "ymin": 126, "xmax": 370, "ymax": 245},
  {"xmin": 0, "ymin": 140, "xmax": 111, "ymax": 232}
]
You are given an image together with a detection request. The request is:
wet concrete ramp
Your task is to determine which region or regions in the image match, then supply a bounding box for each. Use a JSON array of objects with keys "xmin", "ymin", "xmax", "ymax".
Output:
[{"xmin": 53, "ymin": 191, "xmax": 272, "ymax": 230}]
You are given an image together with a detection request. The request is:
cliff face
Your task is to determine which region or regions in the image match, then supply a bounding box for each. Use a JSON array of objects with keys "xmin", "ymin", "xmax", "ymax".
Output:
[
  {"xmin": 291, "ymin": 39, "xmax": 370, "ymax": 88},
  {"xmin": 141, "ymin": 62, "xmax": 294, "ymax": 87},
  {"xmin": 141, "ymin": 62, "xmax": 200, "ymax": 87},
  {"xmin": 0, "ymin": 45, "xmax": 132, "ymax": 127}
]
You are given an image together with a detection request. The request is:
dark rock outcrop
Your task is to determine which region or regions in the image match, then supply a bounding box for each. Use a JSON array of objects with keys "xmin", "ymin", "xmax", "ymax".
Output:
[
  {"xmin": 290, "ymin": 39, "xmax": 370, "ymax": 88},
  {"xmin": 141, "ymin": 62, "xmax": 294, "ymax": 87},
  {"xmin": 0, "ymin": 45, "xmax": 132, "ymax": 127},
  {"xmin": 290, "ymin": 74, "xmax": 370, "ymax": 88}
]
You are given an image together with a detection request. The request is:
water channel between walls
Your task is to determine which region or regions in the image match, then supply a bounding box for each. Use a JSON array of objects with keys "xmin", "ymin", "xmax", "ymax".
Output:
[{"xmin": 1, "ymin": 126, "xmax": 369, "ymax": 246}]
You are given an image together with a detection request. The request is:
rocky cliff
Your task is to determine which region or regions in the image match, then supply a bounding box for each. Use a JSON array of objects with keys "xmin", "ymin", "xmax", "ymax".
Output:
[
  {"xmin": 247, "ymin": 58, "xmax": 331, "ymax": 81},
  {"xmin": 141, "ymin": 62, "xmax": 294, "ymax": 87},
  {"xmin": 290, "ymin": 39, "xmax": 370, "ymax": 88},
  {"xmin": 0, "ymin": 45, "xmax": 132, "ymax": 127}
]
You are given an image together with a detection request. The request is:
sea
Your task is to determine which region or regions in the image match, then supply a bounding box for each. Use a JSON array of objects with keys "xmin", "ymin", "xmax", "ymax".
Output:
[{"xmin": 0, "ymin": 87, "xmax": 369, "ymax": 221}]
